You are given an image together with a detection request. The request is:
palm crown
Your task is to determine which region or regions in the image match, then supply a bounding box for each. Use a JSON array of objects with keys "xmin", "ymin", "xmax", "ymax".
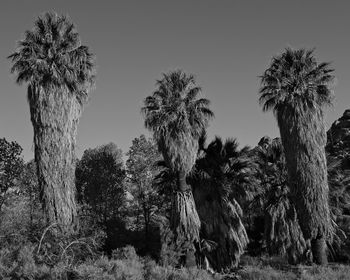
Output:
[
  {"xmin": 142, "ymin": 70, "xmax": 213, "ymax": 173},
  {"xmin": 191, "ymin": 137, "xmax": 251, "ymax": 269},
  {"xmin": 195, "ymin": 137, "xmax": 252, "ymax": 200},
  {"xmin": 259, "ymin": 48, "xmax": 334, "ymax": 115},
  {"xmin": 8, "ymin": 12, "xmax": 95, "ymax": 103}
]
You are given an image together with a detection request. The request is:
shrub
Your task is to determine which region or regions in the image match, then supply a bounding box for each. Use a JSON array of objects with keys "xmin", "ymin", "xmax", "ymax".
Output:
[
  {"xmin": 239, "ymin": 266, "xmax": 296, "ymax": 280},
  {"xmin": 299, "ymin": 265, "xmax": 350, "ymax": 280}
]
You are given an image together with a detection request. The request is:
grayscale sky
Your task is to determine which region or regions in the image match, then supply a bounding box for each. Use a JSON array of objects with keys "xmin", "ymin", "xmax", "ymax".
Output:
[{"xmin": 1, "ymin": 0, "xmax": 350, "ymax": 161}]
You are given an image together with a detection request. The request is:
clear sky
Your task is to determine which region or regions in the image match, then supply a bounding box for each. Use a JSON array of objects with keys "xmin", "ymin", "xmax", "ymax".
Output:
[{"xmin": 1, "ymin": 0, "xmax": 350, "ymax": 161}]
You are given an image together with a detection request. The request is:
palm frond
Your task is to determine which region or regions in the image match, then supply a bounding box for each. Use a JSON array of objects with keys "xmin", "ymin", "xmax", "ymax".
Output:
[
  {"xmin": 142, "ymin": 70, "xmax": 213, "ymax": 174},
  {"xmin": 9, "ymin": 11, "xmax": 96, "ymax": 104}
]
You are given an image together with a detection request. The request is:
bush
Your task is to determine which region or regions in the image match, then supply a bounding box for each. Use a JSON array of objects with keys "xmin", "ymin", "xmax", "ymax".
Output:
[
  {"xmin": 239, "ymin": 266, "xmax": 296, "ymax": 280},
  {"xmin": 299, "ymin": 265, "xmax": 350, "ymax": 280}
]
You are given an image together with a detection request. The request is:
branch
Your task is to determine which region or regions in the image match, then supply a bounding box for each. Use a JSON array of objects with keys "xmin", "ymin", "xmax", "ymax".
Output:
[{"xmin": 37, "ymin": 223, "xmax": 58, "ymax": 254}]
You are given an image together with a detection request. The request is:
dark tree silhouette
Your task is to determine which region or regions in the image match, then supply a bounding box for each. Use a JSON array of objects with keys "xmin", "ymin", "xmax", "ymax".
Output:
[
  {"xmin": 76, "ymin": 143, "xmax": 126, "ymax": 227},
  {"xmin": 191, "ymin": 136, "xmax": 251, "ymax": 271},
  {"xmin": 254, "ymin": 137, "xmax": 306, "ymax": 264}
]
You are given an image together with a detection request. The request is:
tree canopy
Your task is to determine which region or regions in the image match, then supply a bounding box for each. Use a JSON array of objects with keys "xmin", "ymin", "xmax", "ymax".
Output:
[
  {"xmin": 76, "ymin": 143, "xmax": 126, "ymax": 225},
  {"xmin": 0, "ymin": 138, "xmax": 24, "ymax": 209}
]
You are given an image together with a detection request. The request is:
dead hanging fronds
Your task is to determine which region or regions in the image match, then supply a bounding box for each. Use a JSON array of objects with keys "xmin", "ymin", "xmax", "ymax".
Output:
[
  {"xmin": 158, "ymin": 132, "xmax": 199, "ymax": 174},
  {"xmin": 255, "ymin": 137, "xmax": 307, "ymax": 263},
  {"xmin": 170, "ymin": 190, "xmax": 201, "ymax": 243},
  {"xmin": 191, "ymin": 137, "xmax": 252, "ymax": 271},
  {"xmin": 264, "ymin": 192, "xmax": 307, "ymax": 263},
  {"xmin": 142, "ymin": 70, "xmax": 213, "ymax": 175}
]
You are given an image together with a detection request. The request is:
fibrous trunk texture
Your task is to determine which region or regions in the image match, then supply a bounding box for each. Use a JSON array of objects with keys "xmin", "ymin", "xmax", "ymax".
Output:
[
  {"xmin": 28, "ymin": 84, "xmax": 81, "ymax": 233},
  {"xmin": 277, "ymin": 106, "xmax": 331, "ymax": 264},
  {"xmin": 170, "ymin": 171, "xmax": 200, "ymax": 267}
]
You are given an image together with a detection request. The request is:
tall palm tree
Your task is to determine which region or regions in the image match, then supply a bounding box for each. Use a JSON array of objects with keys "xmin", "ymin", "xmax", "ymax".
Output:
[
  {"xmin": 191, "ymin": 136, "xmax": 250, "ymax": 271},
  {"xmin": 259, "ymin": 48, "xmax": 335, "ymax": 264},
  {"xmin": 9, "ymin": 12, "xmax": 95, "ymax": 232},
  {"xmin": 142, "ymin": 70, "xmax": 213, "ymax": 266}
]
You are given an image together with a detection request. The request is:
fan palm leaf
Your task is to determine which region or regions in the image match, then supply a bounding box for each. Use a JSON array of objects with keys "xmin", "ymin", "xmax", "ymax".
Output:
[
  {"xmin": 191, "ymin": 137, "xmax": 251, "ymax": 271},
  {"xmin": 255, "ymin": 138, "xmax": 307, "ymax": 264}
]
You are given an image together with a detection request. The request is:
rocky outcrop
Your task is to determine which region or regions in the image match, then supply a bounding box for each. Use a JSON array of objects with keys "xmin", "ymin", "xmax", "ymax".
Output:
[{"xmin": 327, "ymin": 109, "xmax": 350, "ymax": 159}]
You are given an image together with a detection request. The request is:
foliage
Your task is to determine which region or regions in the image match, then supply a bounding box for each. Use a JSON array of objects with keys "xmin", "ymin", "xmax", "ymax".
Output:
[
  {"xmin": 0, "ymin": 244, "xmax": 222, "ymax": 280},
  {"xmin": 4, "ymin": 10, "xmax": 350, "ymax": 276},
  {"xmin": 9, "ymin": 11, "xmax": 96, "ymax": 231},
  {"xmin": 241, "ymin": 264, "xmax": 348, "ymax": 280},
  {"xmin": 0, "ymin": 194, "xmax": 35, "ymax": 248},
  {"xmin": 142, "ymin": 70, "xmax": 214, "ymax": 174},
  {"xmin": 326, "ymin": 156, "xmax": 350, "ymax": 261},
  {"xmin": 19, "ymin": 160, "xmax": 42, "ymax": 228},
  {"xmin": 142, "ymin": 70, "xmax": 214, "ymax": 265},
  {"xmin": 238, "ymin": 255, "xmax": 350, "ymax": 280},
  {"xmin": 259, "ymin": 47, "xmax": 335, "ymax": 264},
  {"xmin": 126, "ymin": 135, "xmax": 164, "ymax": 232},
  {"xmin": 76, "ymin": 143, "xmax": 126, "ymax": 231},
  {"xmin": 0, "ymin": 138, "xmax": 24, "ymax": 210},
  {"xmin": 253, "ymin": 137, "xmax": 307, "ymax": 264},
  {"xmin": 191, "ymin": 136, "xmax": 251, "ymax": 271},
  {"xmin": 0, "ymin": 159, "xmax": 44, "ymax": 249},
  {"xmin": 9, "ymin": 11, "xmax": 95, "ymax": 103},
  {"xmin": 259, "ymin": 48, "xmax": 334, "ymax": 115},
  {"xmin": 2, "ymin": 241, "xmax": 350, "ymax": 280}
]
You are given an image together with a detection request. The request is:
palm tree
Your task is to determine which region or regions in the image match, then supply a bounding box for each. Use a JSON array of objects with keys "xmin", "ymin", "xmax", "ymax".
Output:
[
  {"xmin": 255, "ymin": 138, "xmax": 307, "ymax": 264},
  {"xmin": 191, "ymin": 136, "xmax": 250, "ymax": 271},
  {"xmin": 142, "ymin": 70, "xmax": 213, "ymax": 266},
  {"xmin": 9, "ymin": 12, "xmax": 95, "ymax": 232},
  {"xmin": 259, "ymin": 48, "xmax": 334, "ymax": 264}
]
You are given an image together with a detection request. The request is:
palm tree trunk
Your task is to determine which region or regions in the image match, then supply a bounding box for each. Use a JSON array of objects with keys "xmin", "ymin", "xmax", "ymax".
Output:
[
  {"xmin": 170, "ymin": 170, "xmax": 200, "ymax": 267},
  {"xmin": 277, "ymin": 107, "xmax": 330, "ymax": 264},
  {"xmin": 28, "ymin": 84, "xmax": 81, "ymax": 233}
]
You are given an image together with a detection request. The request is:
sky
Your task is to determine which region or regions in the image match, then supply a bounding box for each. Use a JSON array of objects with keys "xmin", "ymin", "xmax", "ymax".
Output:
[{"xmin": 1, "ymin": 0, "xmax": 350, "ymax": 161}]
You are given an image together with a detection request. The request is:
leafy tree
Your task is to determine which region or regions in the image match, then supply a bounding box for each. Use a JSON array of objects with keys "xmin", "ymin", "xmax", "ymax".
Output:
[
  {"xmin": 142, "ymin": 70, "xmax": 214, "ymax": 266},
  {"xmin": 259, "ymin": 48, "xmax": 334, "ymax": 264},
  {"xmin": 20, "ymin": 160, "xmax": 40, "ymax": 226},
  {"xmin": 126, "ymin": 135, "xmax": 163, "ymax": 238},
  {"xmin": 9, "ymin": 12, "xmax": 95, "ymax": 232},
  {"xmin": 191, "ymin": 136, "xmax": 251, "ymax": 271},
  {"xmin": 0, "ymin": 138, "xmax": 24, "ymax": 210},
  {"xmin": 76, "ymin": 143, "xmax": 126, "ymax": 228}
]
